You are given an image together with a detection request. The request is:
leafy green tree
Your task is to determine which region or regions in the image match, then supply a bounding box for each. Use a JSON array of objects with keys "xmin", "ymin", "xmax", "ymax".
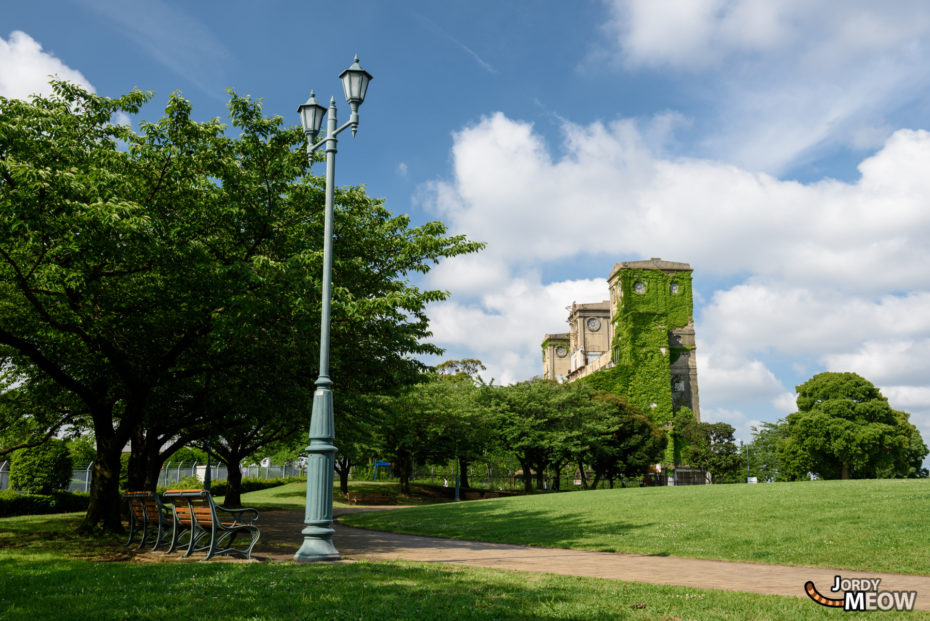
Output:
[
  {"xmin": 680, "ymin": 421, "xmax": 742, "ymax": 483},
  {"xmin": 0, "ymin": 82, "xmax": 481, "ymax": 530},
  {"xmin": 66, "ymin": 434, "xmax": 97, "ymax": 465},
  {"xmin": 433, "ymin": 360, "xmax": 491, "ymax": 489},
  {"xmin": 377, "ymin": 371, "xmax": 492, "ymax": 494},
  {"xmin": 495, "ymin": 379, "xmax": 607, "ymax": 491},
  {"xmin": 0, "ymin": 372, "xmax": 78, "ymax": 459},
  {"xmin": 10, "ymin": 438, "xmax": 72, "ymax": 494},
  {"xmin": 376, "ymin": 388, "xmax": 440, "ymax": 495},
  {"xmin": 745, "ymin": 421, "xmax": 788, "ymax": 482},
  {"xmin": 585, "ymin": 392, "xmax": 667, "ymax": 488},
  {"xmin": 779, "ymin": 372, "xmax": 927, "ymax": 480},
  {"xmin": 334, "ymin": 394, "xmax": 381, "ymax": 494}
]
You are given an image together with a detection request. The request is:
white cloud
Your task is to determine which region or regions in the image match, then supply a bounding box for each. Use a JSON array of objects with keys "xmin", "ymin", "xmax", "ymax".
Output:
[
  {"xmin": 422, "ymin": 109, "xmax": 930, "ymax": 445},
  {"xmin": 701, "ymin": 287, "xmax": 930, "ymax": 358},
  {"xmin": 605, "ymin": 1, "xmax": 930, "ymax": 71},
  {"xmin": 0, "ymin": 31, "xmax": 93, "ymax": 99},
  {"xmin": 772, "ymin": 392, "xmax": 798, "ymax": 415},
  {"xmin": 823, "ymin": 339, "xmax": 930, "ymax": 386},
  {"xmin": 427, "ymin": 114, "xmax": 930, "ymax": 293},
  {"xmin": 428, "ymin": 276, "xmax": 606, "ymax": 385},
  {"xmin": 599, "ymin": 1, "xmax": 930, "ymax": 173},
  {"xmin": 882, "ymin": 386, "xmax": 930, "ymax": 411},
  {"xmin": 697, "ymin": 349, "xmax": 784, "ymax": 406}
]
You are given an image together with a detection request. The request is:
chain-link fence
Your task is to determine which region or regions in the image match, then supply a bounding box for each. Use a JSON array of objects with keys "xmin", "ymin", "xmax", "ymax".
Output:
[
  {"xmin": 0, "ymin": 460, "xmax": 306, "ymax": 493},
  {"xmin": 1, "ymin": 457, "xmax": 703, "ymax": 493}
]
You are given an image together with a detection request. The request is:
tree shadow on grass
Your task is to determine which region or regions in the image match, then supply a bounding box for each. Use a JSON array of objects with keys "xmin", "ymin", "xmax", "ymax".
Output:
[
  {"xmin": 0, "ymin": 557, "xmax": 661, "ymax": 620},
  {"xmin": 338, "ymin": 501, "xmax": 656, "ymax": 554}
]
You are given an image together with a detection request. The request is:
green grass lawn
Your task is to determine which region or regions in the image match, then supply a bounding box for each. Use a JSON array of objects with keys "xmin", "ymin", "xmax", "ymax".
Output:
[
  {"xmin": 341, "ymin": 478, "xmax": 930, "ymax": 574},
  {"xmin": 0, "ymin": 513, "xmax": 852, "ymax": 620},
  {"xmin": 232, "ymin": 480, "xmax": 449, "ymax": 511}
]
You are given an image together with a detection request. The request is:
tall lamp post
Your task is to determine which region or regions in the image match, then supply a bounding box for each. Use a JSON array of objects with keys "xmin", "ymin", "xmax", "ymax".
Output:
[{"xmin": 294, "ymin": 55, "xmax": 372, "ymax": 563}]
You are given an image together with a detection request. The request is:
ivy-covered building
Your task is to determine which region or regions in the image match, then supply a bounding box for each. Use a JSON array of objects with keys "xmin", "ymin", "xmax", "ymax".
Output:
[{"xmin": 541, "ymin": 258, "xmax": 700, "ymax": 426}]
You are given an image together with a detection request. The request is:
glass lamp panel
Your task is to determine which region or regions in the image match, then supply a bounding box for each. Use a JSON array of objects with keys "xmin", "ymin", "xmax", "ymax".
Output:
[
  {"xmin": 339, "ymin": 56, "xmax": 372, "ymax": 105},
  {"xmin": 298, "ymin": 100, "xmax": 325, "ymax": 136},
  {"xmin": 297, "ymin": 91, "xmax": 325, "ymax": 135}
]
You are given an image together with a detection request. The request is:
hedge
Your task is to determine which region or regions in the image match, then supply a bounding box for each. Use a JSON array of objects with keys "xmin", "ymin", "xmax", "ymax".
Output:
[{"xmin": 0, "ymin": 490, "xmax": 90, "ymax": 518}]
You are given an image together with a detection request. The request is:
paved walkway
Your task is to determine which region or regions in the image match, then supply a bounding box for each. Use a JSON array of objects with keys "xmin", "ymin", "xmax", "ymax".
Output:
[{"xmin": 252, "ymin": 508, "xmax": 930, "ymax": 610}]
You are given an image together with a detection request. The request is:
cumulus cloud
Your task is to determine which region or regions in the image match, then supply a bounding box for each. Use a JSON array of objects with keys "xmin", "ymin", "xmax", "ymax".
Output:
[
  {"xmin": 429, "ymin": 276, "xmax": 607, "ymax": 385},
  {"xmin": 428, "ymin": 114, "xmax": 930, "ymax": 293},
  {"xmin": 697, "ymin": 350, "xmax": 784, "ymax": 406},
  {"xmin": 0, "ymin": 31, "xmax": 93, "ymax": 99},
  {"xmin": 824, "ymin": 339, "xmax": 930, "ymax": 386},
  {"xmin": 421, "ymin": 110, "xmax": 930, "ymax": 443},
  {"xmin": 606, "ymin": 0, "xmax": 930, "ymax": 71},
  {"xmin": 598, "ymin": 1, "xmax": 930, "ymax": 173}
]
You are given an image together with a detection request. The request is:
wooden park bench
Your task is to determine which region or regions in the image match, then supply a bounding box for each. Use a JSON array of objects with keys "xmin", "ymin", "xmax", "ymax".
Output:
[
  {"xmin": 123, "ymin": 491, "xmax": 174, "ymax": 551},
  {"xmin": 346, "ymin": 491, "xmax": 392, "ymax": 505},
  {"xmin": 163, "ymin": 489, "xmax": 261, "ymax": 560}
]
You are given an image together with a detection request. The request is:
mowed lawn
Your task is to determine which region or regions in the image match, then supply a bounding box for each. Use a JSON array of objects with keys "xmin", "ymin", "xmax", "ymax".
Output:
[
  {"xmin": 341, "ymin": 479, "xmax": 930, "ymax": 574},
  {"xmin": 0, "ymin": 512, "xmax": 849, "ymax": 620}
]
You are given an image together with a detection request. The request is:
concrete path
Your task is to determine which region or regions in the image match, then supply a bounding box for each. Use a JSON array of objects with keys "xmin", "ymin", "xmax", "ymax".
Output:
[{"xmin": 253, "ymin": 508, "xmax": 930, "ymax": 610}]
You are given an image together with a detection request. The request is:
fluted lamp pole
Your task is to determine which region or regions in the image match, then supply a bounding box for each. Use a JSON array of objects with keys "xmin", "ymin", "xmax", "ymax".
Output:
[{"xmin": 294, "ymin": 55, "xmax": 372, "ymax": 563}]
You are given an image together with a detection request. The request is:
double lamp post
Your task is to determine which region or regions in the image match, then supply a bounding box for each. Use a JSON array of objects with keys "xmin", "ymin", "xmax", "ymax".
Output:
[{"xmin": 294, "ymin": 55, "xmax": 372, "ymax": 563}]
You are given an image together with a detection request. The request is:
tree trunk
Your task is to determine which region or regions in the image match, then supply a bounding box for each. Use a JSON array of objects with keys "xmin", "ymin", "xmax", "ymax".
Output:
[
  {"xmin": 141, "ymin": 437, "xmax": 171, "ymax": 492},
  {"xmin": 518, "ymin": 458, "xmax": 533, "ymax": 492},
  {"xmin": 842, "ymin": 462, "xmax": 850, "ymax": 480},
  {"xmin": 458, "ymin": 456, "xmax": 470, "ymax": 490},
  {"xmin": 535, "ymin": 463, "xmax": 545, "ymax": 490},
  {"xmin": 223, "ymin": 458, "xmax": 244, "ymax": 507},
  {"xmin": 397, "ymin": 454, "xmax": 412, "ymax": 495},
  {"xmin": 551, "ymin": 463, "xmax": 562, "ymax": 491},
  {"xmin": 127, "ymin": 427, "xmax": 147, "ymax": 492},
  {"xmin": 79, "ymin": 436, "xmax": 124, "ymax": 533},
  {"xmin": 336, "ymin": 455, "xmax": 351, "ymax": 494},
  {"xmin": 577, "ymin": 460, "xmax": 589, "ymax": 490}
]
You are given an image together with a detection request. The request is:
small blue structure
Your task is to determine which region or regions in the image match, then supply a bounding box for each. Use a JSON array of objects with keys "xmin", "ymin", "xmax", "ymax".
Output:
[{"xmin": 373, "ymin": 459, "xmax": 391, "ymax": 481}]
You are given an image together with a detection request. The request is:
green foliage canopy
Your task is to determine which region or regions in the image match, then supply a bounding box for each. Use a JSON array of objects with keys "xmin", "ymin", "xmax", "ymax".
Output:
[
  {"xmin": 679, "ymin": 421, "xmax": 741, "ymax": 483},
  {"xmin": 0, "ymin": 82, "xmax": 482, "ymax": 529},
  {"xmin": 9, "ymin": 438, "xmax": 72, "ymax": 494},
  {"xmin": 778, "ymin": 372, "xmax": 927, "ymax": 480}
]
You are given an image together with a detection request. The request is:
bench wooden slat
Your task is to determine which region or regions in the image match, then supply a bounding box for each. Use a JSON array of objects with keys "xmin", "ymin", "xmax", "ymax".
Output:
[{"xmin": 164, "ymin": 489, "xmax": 260, "ymax": 560}]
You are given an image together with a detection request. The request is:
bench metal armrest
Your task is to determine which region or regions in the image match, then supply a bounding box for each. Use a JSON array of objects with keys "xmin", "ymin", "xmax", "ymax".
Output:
[{"xmin": 216, "ymin": 505, "xmax": 259, "ymax": 525}]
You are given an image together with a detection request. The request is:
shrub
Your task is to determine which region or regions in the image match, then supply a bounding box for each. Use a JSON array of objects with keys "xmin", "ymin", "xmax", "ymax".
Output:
[
  {"xmin": 163, "ymin": 475, "xmax": 202, "ymax": 490},
  {"xmin": 156, "ymin": 476, "xmax": 303, "ymax": 497},
  {"xmin": 9, "ymin": 439, "xmax": 73, "ymax": 494},
  {"xmin": 0, "ymin": 490, "xmax": 89, "ymax": 518}
]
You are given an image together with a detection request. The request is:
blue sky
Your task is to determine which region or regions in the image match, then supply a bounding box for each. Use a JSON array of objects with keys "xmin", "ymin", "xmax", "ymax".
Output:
[{"xmin": 5, "ymin": 1, "xmax": 930, "ymax": 446}]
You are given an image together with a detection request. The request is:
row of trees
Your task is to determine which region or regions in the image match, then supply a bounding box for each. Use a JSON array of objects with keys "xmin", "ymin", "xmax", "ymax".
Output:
[
  {"xmin": 365, "ymin": 363, "xmax": 724, "ymax": 493},
  {"xmin": 0, "ymin": 83, "xmax": 482, "ymax": 527}
]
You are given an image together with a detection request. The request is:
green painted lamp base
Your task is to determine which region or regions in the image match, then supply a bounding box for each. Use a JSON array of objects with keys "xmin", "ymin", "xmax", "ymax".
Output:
[{"xmin": 294, "ymin": 535, "xmax": 341, "ymax": 563}]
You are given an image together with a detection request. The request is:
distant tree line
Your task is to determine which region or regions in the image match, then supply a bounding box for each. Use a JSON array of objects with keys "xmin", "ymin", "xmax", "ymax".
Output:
[{"xmin": 370, "ymin": 362, "xmax": 669, "ymax": 495}]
